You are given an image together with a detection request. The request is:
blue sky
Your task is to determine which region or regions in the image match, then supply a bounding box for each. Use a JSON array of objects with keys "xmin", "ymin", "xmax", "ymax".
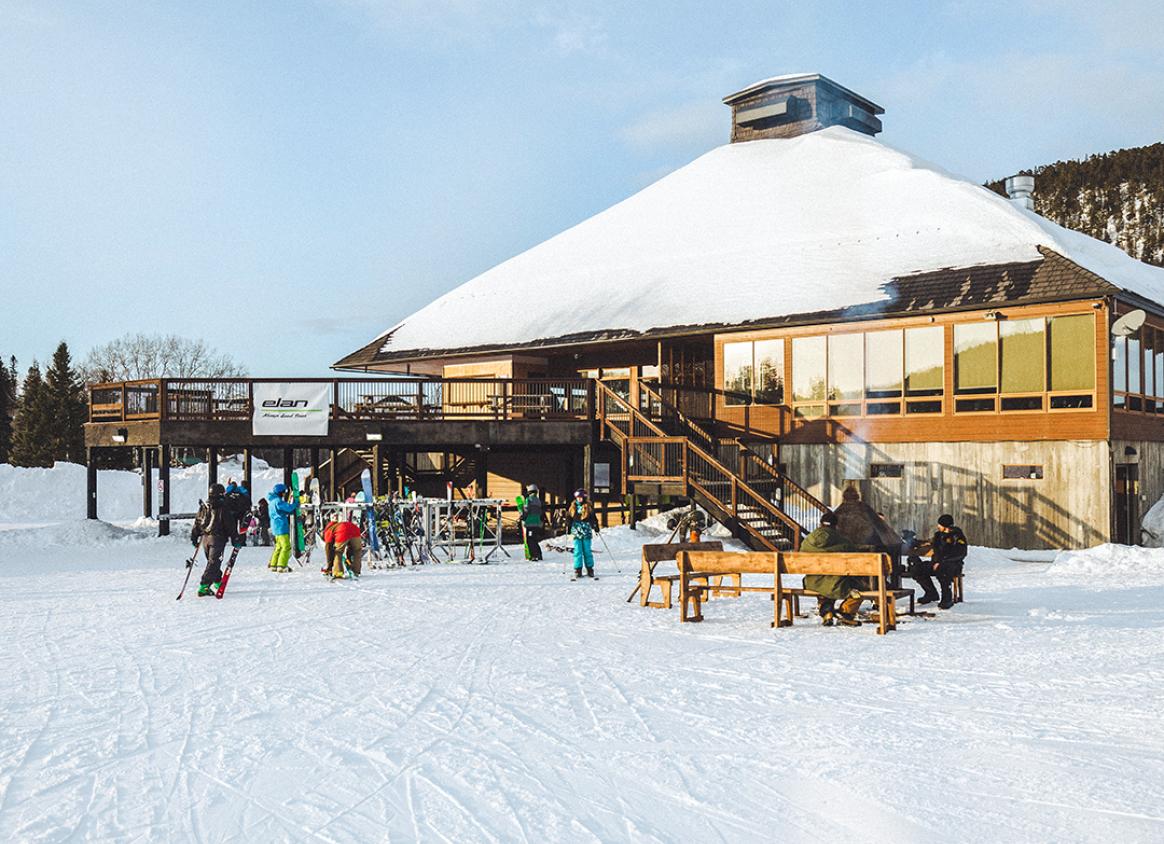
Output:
[{"xmin": 2, "ymin": 0, "xmax": 1163, "ymax": 377}]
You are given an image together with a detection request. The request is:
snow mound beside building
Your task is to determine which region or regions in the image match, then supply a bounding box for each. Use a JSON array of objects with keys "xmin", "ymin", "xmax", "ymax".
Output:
[{"xmin": 1047, "ymin": 543, "xmax": 1164, "ymax": 578}]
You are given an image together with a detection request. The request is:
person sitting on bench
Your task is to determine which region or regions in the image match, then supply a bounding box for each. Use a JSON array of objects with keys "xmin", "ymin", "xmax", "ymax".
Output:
[
  {"xmin": 908, "ymin": 514, "xmax": 967, "ymax": 609},
  {"xmin": 801, "ymin": 510, "xmax": 864, "ymax": 627}
]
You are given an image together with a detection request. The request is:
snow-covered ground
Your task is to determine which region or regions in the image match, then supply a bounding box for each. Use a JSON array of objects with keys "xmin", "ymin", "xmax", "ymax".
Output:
[{"xmin": 1, "ymin": 466, "xmax": 1163, "ymax": 841}]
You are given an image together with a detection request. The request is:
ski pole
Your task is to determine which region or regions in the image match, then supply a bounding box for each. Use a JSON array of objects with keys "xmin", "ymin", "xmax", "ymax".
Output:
[{"xmin": 596, "ymin": 529, "xmax": 620, "ymax": 572}]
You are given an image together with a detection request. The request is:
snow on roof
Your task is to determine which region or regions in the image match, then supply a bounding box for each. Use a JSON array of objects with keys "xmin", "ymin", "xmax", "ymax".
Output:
[
  {"xmin": 371, "ymin": 127, "xmax": 1164, "ymax": 359},
  {"xmin": 722, "ymin": 73, "xmax": 884, "ymax": 112}
]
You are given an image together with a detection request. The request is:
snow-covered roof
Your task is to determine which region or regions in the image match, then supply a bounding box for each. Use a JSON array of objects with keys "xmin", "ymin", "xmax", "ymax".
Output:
[
  {"xmin": 722, "ymin": 73, "xmax": 884, "ymax": 113},
  {"xmin": 343, "ymin": 127, "xmax": 1164, "ymax": 366}
]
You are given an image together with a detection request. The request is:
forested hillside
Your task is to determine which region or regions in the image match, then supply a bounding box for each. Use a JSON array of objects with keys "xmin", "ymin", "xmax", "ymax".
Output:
[{"xmin": 987, "ymin": 143, "xmax": 1164, "ymax": 267}]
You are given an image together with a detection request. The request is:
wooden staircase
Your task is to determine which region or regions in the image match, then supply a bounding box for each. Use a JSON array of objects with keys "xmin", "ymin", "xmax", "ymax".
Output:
[{"xmin": 595, "ymin": 381, "xmax": 827, "ymax": 551}]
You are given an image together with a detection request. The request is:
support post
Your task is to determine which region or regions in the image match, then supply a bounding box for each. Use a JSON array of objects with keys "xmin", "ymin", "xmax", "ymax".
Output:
[
  {"xmin": 87, "ymin": 449, "xmax": 98, "ymax": 520},
  {"xmin": 475, "ymin": 448, "xmax": 487, "ymax": 497},
  {"xmin": 142, "ymin": 447, "xmax": 153, "ymax": 518},
  {"xmin": 372, "ymin": 444, "xmax": 382, "ymax": 497},
  {"xmin": 208, "ymin": 447, "xmax": 218, "ymax": 488},
  {"xmin": 311, "ymin": 447, "xmax": 321, "ymax": 488},
  {"xmin": 159, "ymin": 445, "xmax": 171, "ymax": 536},
  {"xmin": 243, "ymin": 448, "xmax": 253, "ymax": 496},
  {"xmin": 283, "ymin": 448, "xmax": 293, "ymax": 490},
  {"xmin": 582, "ymin": 443, "xmax": 593, "ymax": 494},
  {"xmin": 328, "ymin": 448, "xmax": 337, "ymax": 500}
]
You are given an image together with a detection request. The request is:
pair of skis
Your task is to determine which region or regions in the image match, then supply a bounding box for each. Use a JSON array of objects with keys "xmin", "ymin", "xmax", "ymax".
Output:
[{"xmin": 176, "ymin": 544, "xmax": 241, "ymax": 600}]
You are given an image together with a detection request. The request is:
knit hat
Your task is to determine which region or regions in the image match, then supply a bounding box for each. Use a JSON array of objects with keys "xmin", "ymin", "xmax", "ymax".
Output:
[{"xmin": 937, "ymin": 514, "xmax": 954, "ymax": 528}]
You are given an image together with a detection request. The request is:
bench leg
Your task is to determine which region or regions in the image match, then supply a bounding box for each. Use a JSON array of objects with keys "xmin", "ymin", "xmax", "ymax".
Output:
[{"xmin": 660, "ymin": 578, "xmax": 672, "ymax": 610}]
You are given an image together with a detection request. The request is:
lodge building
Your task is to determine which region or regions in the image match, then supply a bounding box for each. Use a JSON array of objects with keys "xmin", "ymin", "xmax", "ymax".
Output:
[{"xmin": 88, "ymin": 74, "xmax": 1164, "ymax": 550}]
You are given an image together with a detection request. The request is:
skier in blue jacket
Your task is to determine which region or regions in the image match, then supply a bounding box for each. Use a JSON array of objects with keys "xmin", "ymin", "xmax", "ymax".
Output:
[{"xmin": 267, "ymin": 483, "xmax": 298, "ymax": 572}]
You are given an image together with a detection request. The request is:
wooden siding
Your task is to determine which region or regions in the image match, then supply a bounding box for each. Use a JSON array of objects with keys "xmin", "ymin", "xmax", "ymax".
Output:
[
  {"xmin": 713, "ymin": 299, "xmax": 1111, "ymax": 444},
  {"xmin": 781, "ymin": 439, "xmax": 1110, "ymax": 549}
]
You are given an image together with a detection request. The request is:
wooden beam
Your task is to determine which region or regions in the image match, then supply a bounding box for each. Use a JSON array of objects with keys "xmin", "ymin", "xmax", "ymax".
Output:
[
  {"xmin": 208, "ymin": 447, "xmax": 218, "ymax": 488},
  {"xmin": 159, "ymin": 445, "xmax": 171, "ymax": 537},
  {"xmin": 87, "ymin": 450, "xmax": 98, "ymax": 520},
  {"xmin": 282, "ymin": 448, "xmax": 293, "ymax": 490},
  {"xmin": 243, "ymin": 448, "xmax": 253, "ymax": 496},
  {"xmin": 142, "ymin": 447, "xmax": 153, "ymax": 518}
]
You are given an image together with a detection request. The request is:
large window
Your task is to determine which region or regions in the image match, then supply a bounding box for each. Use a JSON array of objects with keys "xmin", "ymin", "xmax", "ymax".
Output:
[
  {"xmin": 722, "ymin": 339, "xmax": 784, "ymax": 406},
  {"xmin": 999, "ymin": 318, "xmax": 1045, "ymax": 410},
  {"xmin": 754, "ymin": 340, "xmax": 784, "ymax": 405},
  {"xmin": 905, "ymin": 326, "xmax": 944, "ymax": 407},
  {"xmin": 791, "ymin": 336, "xmax": 826, "ymax": 417},
  {"xmin": 723, "ymin": 341, "xmax": 753, "ymax": 406},
  {"xmin": 1048, "ymin": 314, "xmax": 1095, "ymax": 409},
  {"xmin": 866, "ymin": 330, "xmax": 905, "ymax": 415},
  {"xmin": 827, "ymin": 333, "xmax": 863, "ymax": 415},
  {"xmin": 954, "ymin": 323, "xmax": 998, "ymax": 411}
]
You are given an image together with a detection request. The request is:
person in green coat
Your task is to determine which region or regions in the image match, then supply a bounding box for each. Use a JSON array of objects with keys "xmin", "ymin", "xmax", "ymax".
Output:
[{"xmin": 801, "ymin": 510, "xmax": 864, "ymax": 627}]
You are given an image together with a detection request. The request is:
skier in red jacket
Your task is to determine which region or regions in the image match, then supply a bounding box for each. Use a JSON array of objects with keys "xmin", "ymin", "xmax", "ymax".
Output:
[{"xmin": 323, "ymin": 517, "xmax": 363, "ymax": 579}]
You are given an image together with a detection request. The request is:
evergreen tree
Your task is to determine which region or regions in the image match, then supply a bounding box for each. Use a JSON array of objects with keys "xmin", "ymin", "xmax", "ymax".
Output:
[
  {"xmin": 10, "ymin": 362, "xmax": 55, "ymax": 468},
  {"xmin": 0, "ymin": 356, "xmax": 15, "ymax": 464},
  {"xmin": 43, "ymin": 341, "xmax": 88, "ymax": 464}
]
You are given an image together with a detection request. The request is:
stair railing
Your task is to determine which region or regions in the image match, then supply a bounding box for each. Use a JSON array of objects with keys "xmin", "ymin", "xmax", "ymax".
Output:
[
  {"xmin": 641, "ymin": 382, "xmax": 827, "ymax": 533},
  {"xmin": 595, "ymin": 380, "xmax": 805, "ymax": 550}
]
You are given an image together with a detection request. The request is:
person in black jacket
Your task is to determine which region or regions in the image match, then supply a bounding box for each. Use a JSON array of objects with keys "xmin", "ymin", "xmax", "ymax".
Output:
[
  {"xmin": 520, "ymin": 484, "xmax": 545, "ymax": 561},
  {"xmin": 908, "ymin": 514, "xmax": 968, "ymax": 609},
  {"xmin": 191, "ymin": 483, "xmax": 241, "ymax": 597},
  {"xmin": 256, "ymin": 496, "xmax": 272, "ymax": 546}
]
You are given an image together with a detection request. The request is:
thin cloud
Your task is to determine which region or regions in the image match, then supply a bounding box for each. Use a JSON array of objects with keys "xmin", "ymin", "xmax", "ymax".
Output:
[{"xmin": 620, "ymin": 100, "xmax": 725, "ymax": 153}]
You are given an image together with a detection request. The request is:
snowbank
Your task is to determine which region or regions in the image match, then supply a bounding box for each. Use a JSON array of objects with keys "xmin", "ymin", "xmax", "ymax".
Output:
[
  {"xmin": 1047, "ymin": 543, "xmax": 1164, "ymax": 579},
  {"xmin": 0, "ymin": 459, "xmax": 287, "ymax": 524},
  {"xmin": 0, "ymin": 519, "xmax": 147, "ymax": 550}
]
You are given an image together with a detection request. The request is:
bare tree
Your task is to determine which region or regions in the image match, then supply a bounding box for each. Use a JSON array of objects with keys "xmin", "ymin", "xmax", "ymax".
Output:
[{"xmin": 82, "ymin": 334, "xmax": 248, "ymax": 384}]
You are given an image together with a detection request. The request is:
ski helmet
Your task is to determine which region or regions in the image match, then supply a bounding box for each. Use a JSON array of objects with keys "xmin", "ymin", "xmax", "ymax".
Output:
[
  {"xmin": 273, "ymin": 483, "xmax": 287, "ymax": 496},
  {"xmin": 574, "ymin": 488, "xmax": 588, "ymax": 499}
]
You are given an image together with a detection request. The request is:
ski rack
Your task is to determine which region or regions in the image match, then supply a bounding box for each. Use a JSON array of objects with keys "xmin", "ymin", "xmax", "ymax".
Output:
[
  {"xmin": 302, "ymin": 497, "xmax": 510, "ymax": 566},
  {"xmin": 423, "ymin": 497, "xmax": 509, "ymax": 564}
]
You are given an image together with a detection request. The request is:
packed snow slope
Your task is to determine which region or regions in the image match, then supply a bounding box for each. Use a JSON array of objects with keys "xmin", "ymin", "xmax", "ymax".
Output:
[
  {"xmin": 1, "ymin": 518, "xmax": 1163, "ymax": 841},
  {"xmin": 371, "ymin": 126, "xmax": 1164, "ymax": 356}
]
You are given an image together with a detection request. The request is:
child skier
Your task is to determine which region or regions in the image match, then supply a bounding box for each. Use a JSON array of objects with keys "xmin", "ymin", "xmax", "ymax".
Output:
[
  {"xmin": 190, "ymin": 483, "xmax": 241, "ymax": 596},
  {"xmin": 565, "ymin": 488, "xmax": 599, "ymax": 580},
  {"xmin": 266, "ymin": 483, "xmax": 298, "ymax": 572}
]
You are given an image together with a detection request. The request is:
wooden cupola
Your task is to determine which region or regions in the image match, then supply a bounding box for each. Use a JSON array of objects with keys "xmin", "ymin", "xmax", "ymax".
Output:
[{"xmin": 723, "ymin": 73, "xmax": 884, "ymax": 142}]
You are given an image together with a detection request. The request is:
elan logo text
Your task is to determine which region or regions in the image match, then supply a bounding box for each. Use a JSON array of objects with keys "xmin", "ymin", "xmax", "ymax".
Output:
[{"xmin": 261, "ymin": 399, "xmax": 309, "ymax": 409}]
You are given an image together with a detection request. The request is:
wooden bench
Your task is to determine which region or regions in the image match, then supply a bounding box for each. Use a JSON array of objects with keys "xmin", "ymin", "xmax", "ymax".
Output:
[
  {"xmin": 678, "ymin": 550, "xmax": 898, "ymax": 635},
  {"xmin": 630, "ymin": 541, "xmax": 724, "ymax": 608}
]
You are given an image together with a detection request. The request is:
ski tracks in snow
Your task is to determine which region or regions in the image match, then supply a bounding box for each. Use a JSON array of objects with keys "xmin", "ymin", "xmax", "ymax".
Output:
[{"xmin": 2, "ymin": 540, "xmax": 1164, "ymax": 841}]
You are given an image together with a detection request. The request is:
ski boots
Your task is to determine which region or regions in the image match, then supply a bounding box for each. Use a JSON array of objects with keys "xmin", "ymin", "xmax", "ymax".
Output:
[{"xmin": 197, "ymin": 584, "xmax": 213, "ymax": 597}]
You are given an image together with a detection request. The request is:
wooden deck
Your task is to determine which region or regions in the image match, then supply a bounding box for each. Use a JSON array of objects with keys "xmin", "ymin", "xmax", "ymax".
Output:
[{"xmin": 85, "ymin": 377, "xmax": 595, "ymax": 449}]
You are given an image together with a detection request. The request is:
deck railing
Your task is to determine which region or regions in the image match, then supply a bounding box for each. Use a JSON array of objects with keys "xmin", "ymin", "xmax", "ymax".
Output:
[{"xmin": 88, "ymin": 378, "xmax": 594, "ymax": 423}]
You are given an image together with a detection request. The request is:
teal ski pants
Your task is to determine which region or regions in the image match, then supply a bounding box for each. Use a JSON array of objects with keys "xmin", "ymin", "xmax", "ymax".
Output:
[{"xmin": 573, "ymin": 538, "xmax": 594, "ymax": 571}]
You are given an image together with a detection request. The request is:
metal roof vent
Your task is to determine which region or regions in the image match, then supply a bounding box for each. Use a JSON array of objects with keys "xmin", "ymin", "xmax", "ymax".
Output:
[{"xmin": 1005, "ymin": 175, "xmax": 1036, "ymax": 211}]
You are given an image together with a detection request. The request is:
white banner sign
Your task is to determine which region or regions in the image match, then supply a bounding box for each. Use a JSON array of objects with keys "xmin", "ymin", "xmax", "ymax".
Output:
[{"xmin": 252, "ymin": 382, "xmax": 331, "ymax": 436}]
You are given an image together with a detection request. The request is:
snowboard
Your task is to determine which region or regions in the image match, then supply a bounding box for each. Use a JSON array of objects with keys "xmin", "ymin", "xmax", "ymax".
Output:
[
  {"xmin": 292, "ymin": 471, "xmax": 306, "ymax": 557},
  {"xmin": 360, "ymin": 468, "xmax": 380, "ymax": 556},
  {"xmin": 215, "ymin": 545, "xmax": 242, "ymax": 598}
]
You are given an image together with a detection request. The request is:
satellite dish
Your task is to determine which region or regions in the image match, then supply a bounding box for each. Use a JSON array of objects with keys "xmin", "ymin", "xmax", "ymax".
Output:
[{"xmin": 1112, "ymin": 309, "xmax": 1147, "ymax": 337}]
